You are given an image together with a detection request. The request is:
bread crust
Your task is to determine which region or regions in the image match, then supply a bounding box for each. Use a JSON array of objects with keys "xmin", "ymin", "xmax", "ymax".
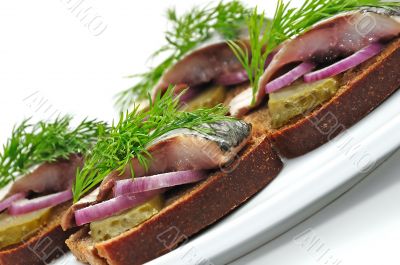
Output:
[
  {"xmin": 67, "ymin": 136, "xmax": 283, "ymax": 265},
  {"xmin": 66, "ymin": 227, "xmax": 107, "ymax": 265},
  {"xmin": 271, "ymin": 39, "xmax": 400, "ymax": 158},
  {"xmin": 0, "ymin": 203, "xmax": 75, "ymax": 265},
  {"xmin": 0, "ymin": 226, "xmax": 71, "ymax": 265}
]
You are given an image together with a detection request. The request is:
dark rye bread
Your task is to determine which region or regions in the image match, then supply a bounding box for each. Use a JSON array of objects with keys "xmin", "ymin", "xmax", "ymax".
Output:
[
  {"xmin": 66, "ymin": 114, "xmax": 283, "ymax": 265},
  {"xmin": 0, "ymin": 202, "xmax": 75, "ymax": 265},
  {"xmin": 270, "ymin": 38, "xmax": 400, "ymax": 158}
]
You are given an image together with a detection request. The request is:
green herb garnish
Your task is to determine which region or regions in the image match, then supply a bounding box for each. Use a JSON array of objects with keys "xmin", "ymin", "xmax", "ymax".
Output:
[
  {"xmin": 114, "ymin": 0, "xmax": 250, "ymax": 111},
  {"xmin": 229, "ymin": 0, "xmax": 400, "ymax": 103},
  {"xmin": 228, "ymin": 8, "xmax": 271, "ymax": 105},
  {"xmin": 0, "ymin": 116, "xmax": 106, "ymax": 188},
  {"xmin": 74, "ymin": 87, "xmax": 232, "ymax": 201}
]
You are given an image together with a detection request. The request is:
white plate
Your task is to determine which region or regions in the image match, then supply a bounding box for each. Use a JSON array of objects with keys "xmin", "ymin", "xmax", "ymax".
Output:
[{"xmin": 55, "ymin": 90, "xmax": 400, "ymax": 265}]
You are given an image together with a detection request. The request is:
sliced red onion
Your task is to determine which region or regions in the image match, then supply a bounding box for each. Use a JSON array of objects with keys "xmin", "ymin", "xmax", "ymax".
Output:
[
  {"xmin": 304, "ymin": 43, "xmax": 384, "ymax": 83},
  {"xmin": 215, "ymin": 70, "xmax": 249, "ymax": 86},
  {"xmin": 0, "ymin": 193, "xmax": 25, "ymax": 212},
  {"xmin": 74, "ymin": 189, "xmax": 163, "ymax": 226},
  {"xmin": 9, "ymin": 190, "xmax": 72, "ymax": 216},
  {"xmin": 114, "ymin": 170, "xmax": 207, "ymax": 197},
  {"xmin": 265, "ymin": 62, "xmax": 316, "ymax": 93}
]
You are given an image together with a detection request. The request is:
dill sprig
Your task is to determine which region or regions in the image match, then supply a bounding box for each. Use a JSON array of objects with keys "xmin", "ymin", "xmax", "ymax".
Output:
[
  {"xmin": 74, "ymin": 87, "xmax": 232, "ymax": 202},
  {"xmin": 229, "ymin": 0, "xmax": 400, "ymax": 103},
  {"xmin": 0, "ymin": 116, "xmax": 106, "ymax": 188},
  {"xmin": 114, "ymin": 0, "xmax": 250, "ymax": 111},
  {"xmin": 228, "ymin": 8, "xmax": 271, "ymax": 105},
  {"xmin": 267, "ymin": 0, "xmax": 399, "ymax": 48}
]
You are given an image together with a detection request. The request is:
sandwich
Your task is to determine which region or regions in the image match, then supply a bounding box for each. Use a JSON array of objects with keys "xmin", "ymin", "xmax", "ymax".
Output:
[
  {"xmin": 62, "ymin": 88, "xmax": 283, "ymax": 265},
  {"xmin": 64, "ymin": 1, "xmax": 399, "ymax": 265},
  {"xmin": 0, "ymin": 117, "xmax": 104, "ymax": 265},
  {"xmin": 228, "ymin": 5, "xmax": 400, "ymax": 157}
]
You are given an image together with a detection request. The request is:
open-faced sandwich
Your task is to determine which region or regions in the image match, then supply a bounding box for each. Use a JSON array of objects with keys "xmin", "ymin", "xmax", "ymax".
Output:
[
  {"xmin": 229, "ymin": 5, "xmax": 400, "ymax": 157},
  {"xmin": 0, "ymin": 117, "xmax": 104, "ymax": 265},
  {"xmin": 61, "ymin": 88, "xmax": 283, "ymax": 265},
  {"xmin": 63, "ymin": 1, "xmax": 399, "ymax": 265}
]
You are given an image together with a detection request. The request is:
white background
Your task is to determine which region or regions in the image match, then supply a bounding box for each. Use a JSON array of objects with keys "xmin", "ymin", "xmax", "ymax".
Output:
[{"xmin": 0, "ymin": 1, "xmax": 399, "ymax": 264}]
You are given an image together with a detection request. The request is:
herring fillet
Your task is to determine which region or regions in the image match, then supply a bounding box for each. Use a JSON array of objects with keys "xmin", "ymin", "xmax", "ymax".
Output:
[{"xmin": 229, "ymin": 7, "xmax": 400, "ymax": 117}]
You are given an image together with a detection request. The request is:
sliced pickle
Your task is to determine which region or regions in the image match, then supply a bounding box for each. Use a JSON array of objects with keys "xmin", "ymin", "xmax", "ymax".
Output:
[
  {"xmin": 0, "ymin": 208, "xmax": 51, "ymax": 249},
  {"xmin": 268, "ymin": 78, "xmax": 339, "ymax": 129},
  {"xmin": 90, "ymin": 195, "xmax": 164, "ymax": 242},
  {"xmin": 181, "ymin": 85, "xmax": 227, "ymax": 111}
]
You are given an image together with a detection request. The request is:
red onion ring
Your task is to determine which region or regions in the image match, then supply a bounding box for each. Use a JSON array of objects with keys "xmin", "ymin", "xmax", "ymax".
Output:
[
  {"xmin": 304, "ymin": 43, "xmax": 384, "ymax": 83},
  {"xmin": 114, "ymin": 170, "xmax": 207, "ymax": 197},
  {"xmin": 74, "ymin": 189, "xmax": 163, "ymax": 226},
  {"xmin": 265, "ymin": 62, "xmax": 316, "ymax": 93},
  {"xmin": 0, "ymin": 192, "xmax": 25, "ymax": 212},
  {"xmin": 9, "ymin": 190, "xmax": 72, "ymax": 216}
]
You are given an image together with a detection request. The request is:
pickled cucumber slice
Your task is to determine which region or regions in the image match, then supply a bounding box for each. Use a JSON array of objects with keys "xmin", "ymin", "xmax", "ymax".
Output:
[
  {"xmin": 181, "ymin": 85, "xmax": 226, "ymax": 111},
  {"xmin": 269, "ymin": 78, "xmax": 339, "ymax": 129},
  {"xmin": 0, "ymin": 207, "xmax": 51, "ymax": 249},
  {"xmin": 90, "ymin": 195, "xmax": 164, "ymax": 242}
]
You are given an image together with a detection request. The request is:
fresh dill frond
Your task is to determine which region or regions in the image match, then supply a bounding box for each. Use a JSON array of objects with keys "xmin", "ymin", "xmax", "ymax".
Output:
[
  {"xmin": 228, "ymin": 0, "xmax": 400, "ymax": 102},
  {"xmin": 228, "ymin": 8, "xmax": 271, "ymax": 105},
  {"xmin": 0, "ymin": 116, "xmax": 106, "ymax": 188},
  {"xmin": 266, "ymin": 0, "xmax": 399, "ymax": 49},
  {"xmin": 114, "ymin": 0, "xmax": 250, "ymax": 111},
  {"xmin": 74, "ymin": 87, "xmax": 232, "ymax": 202}
]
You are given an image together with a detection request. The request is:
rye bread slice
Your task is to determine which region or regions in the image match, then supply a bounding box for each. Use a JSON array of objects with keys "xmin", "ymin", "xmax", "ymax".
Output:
[
  {"xmin": 66, "ymin": 113, "xmax": 283, "ymax": 265},
  {"xmin": 270, "ymin": 38, "xmax": 400, "ymax": 158},
  {"xmin": 0, "ymin": 202, "xmax": 75, "ymax": 265}
]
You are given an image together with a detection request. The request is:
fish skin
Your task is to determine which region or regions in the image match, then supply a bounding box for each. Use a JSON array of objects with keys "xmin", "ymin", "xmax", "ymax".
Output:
[
  {"xmin": 151, "ymin": 120, "xmax": 251, "ymax": 152},
  {"xmin": 229, "ymin": 8, "xmax": 400, "ymax": 117},
  {"xmin": 361, "ymin": 6, "xmax": 400, "ymax": 17}
]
